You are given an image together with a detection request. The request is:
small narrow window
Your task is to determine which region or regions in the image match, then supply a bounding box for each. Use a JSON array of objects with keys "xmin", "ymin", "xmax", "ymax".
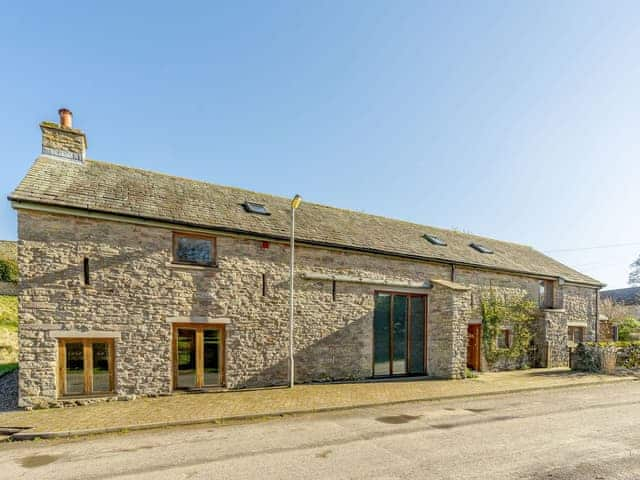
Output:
[
  {"xmin": 83, "ymin": 257, "xmax": 90, "ymax": 285},
  {"xmin": 173, "ymin": 233, "xmax": 216, "ymax": 266},
  {"xmin": 424, "ymin": 234, "xmax": 447, "ymax": 246},
  {"xmin": 496, "ymin": 329, "xmax": 511, "ymax": 349},
  {"xmin": 262, "ymin": 273, "xmax": 267, "ymax": 297},
  {"xmin": 470, "ymin": 243, "xmax": 493, "ymax": 254},
  {"xmin": 332, "ymin": 280, "xmax": 337, "ymax": 302},
  {"xmin": 243, "ymin": 201, "xmax": 270, "ymax": 215}
]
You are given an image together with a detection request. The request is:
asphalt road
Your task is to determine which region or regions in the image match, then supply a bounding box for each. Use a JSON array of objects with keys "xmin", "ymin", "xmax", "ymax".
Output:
[{"xmin": 2, "ymin": 381, "xmax": 640, "ymax": 479}]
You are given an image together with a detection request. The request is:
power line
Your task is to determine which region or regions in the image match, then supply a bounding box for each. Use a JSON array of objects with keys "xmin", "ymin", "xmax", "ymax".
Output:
[{"xmin": 543, "ymin": 242, "xmax": 640, "ymax": 253}]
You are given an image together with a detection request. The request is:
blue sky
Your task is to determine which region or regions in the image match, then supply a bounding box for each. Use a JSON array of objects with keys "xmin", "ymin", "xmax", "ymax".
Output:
[{"xmin": 1, "ymin": 1, "xmax": 639, "ymax": 288}]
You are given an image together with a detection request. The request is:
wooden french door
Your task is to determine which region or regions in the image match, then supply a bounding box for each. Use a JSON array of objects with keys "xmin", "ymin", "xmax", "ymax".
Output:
[
  {"xmin": 58, "ymin": 338, "xmax": 115, "ymax": 396},
  {"xmin": 467, "ymin": 324, "xmax": 482, "ymax": 371},
  {"xmin": 373, "ymin": 292, "xmax": 427, "ymax": 376},
  {"xmin": 173, "ymin": 324, "xmax": 224, "ymax": 389}
]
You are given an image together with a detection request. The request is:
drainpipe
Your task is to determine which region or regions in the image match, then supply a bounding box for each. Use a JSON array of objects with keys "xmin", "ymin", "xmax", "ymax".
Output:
[{"xmin": 595, "ymin": 288, "xmax": 600, "ymax": 342}]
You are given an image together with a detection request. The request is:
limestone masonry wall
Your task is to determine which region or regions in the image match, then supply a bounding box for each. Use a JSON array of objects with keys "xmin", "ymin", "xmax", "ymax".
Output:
[{"xmin": 17, "ymin": 210, "xmax": 599, "ymax": 407}]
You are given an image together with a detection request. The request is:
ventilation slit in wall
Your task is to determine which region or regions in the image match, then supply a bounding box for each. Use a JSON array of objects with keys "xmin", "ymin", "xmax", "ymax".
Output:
[
  {"xmin": 332, "ymin": 280, "xmax": 337, "ymax": 302},
  {"xmin": 83, "ymin": 257, "xmax": 90, "ymax": 286},
  {"xmin": 262, "ymin": 273, "xmax": 267, "ymax": 297}
]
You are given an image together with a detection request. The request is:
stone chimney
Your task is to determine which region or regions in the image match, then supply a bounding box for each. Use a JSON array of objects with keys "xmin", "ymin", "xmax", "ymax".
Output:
[{"xmin": 40, "ymin": 108, "xmax": 87, "ymax": 163}]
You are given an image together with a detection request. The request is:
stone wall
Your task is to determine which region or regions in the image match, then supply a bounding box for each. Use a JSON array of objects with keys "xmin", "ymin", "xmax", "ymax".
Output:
[
  {"xmin": 563, "ymin": 285, "xmax": 597, "ymax": 341},
  {"xmin": 540, "ymin": 309, "xmax": 569, "ymax": 367},
  {"xmin": 17, "ymin": 210, "xmax": 599, "ymax": 406},
  {"xmin": 427, "ymin": 281, "xmax": 470, "ymax": 378},
  {"xmin": 598, "ymin": 320, "xmax": 615, "ymax": 342}
]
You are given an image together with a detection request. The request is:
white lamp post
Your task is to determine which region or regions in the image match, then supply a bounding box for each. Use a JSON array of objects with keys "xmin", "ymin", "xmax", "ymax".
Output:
[{"xmin": 289, "ymin": 194, "xmax": 302, "ymax": 388}]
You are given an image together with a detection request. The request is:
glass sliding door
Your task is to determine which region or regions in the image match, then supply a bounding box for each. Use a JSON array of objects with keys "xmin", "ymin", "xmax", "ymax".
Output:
[
  {"xmin": 373, "ymin": 293, "xmax": 427, "ymax": 376},
  {"xmin": 173, "ymin": 324, "xmax": 225, "ymax": 389},
  {"xmin": 373, "ymin": 294, "xmax": 392, "ymax": 376},
  {"xmin": 392, "ymin": 295, "xmax": 408, "ymax": 375}
]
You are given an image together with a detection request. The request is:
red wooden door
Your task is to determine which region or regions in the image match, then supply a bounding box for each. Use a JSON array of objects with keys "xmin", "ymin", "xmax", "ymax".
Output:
[{"xmin": 467, "ymin": 324, "xmax": 481, "ymax": 371}]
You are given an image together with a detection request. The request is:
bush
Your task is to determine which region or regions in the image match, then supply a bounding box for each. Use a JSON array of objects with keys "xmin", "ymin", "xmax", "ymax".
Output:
[
  {"xmin": 0, "ymin": 259, "xmax": 18, "ymax": 283},
  {"xmin": 617, "ymin": 317, "xmax": 640, "ymax": 341},
  {"xmin": 481, "ymin": 293, "xmax": 537, "ymax": 366}
]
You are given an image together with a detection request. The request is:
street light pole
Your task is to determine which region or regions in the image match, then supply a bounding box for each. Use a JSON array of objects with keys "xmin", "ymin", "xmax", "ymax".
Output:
[{"xmin": 289, "ymin": 194, "xmax": 302, "ymax": 388}]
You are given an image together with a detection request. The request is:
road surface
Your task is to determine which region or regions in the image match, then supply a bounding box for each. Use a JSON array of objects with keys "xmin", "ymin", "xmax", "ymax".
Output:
[{"xmin": 2, "ymin": 381, "xmax": 640, "ymax": 479}]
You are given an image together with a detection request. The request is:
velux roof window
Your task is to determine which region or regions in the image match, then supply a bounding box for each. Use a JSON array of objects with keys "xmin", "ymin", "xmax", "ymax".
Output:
[
  {"xmin": 243, "ymin": 201, "xmax": 270, "ymax": 215},
  {"xmin": 424, "ymin": 234, "xmax": 447, "ymax": 246},
  {"xmin": 470, "ymin": 243, "xmax": 493, "ymax": 254}
]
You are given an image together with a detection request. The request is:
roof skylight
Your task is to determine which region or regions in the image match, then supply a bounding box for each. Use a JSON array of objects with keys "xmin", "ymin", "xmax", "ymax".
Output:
[
  {"xmin": 243, "ymin": 201, "xmax": 270, "ymax": 215},
  {"xmin": 424, "ymin": 234, "xmax": 447, "ymax": 246},
  {"xmin": 470, "ymin": 243, "xmax": 493, "ymax": 254}
]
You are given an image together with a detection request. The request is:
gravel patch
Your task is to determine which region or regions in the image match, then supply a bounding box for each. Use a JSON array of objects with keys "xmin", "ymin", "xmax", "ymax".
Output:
[{"xmin": 0, "ymin": 369, "xmax": 18, "ymax": 412}]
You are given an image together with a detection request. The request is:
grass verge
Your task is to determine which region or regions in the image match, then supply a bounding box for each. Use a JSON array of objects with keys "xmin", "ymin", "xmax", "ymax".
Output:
[{"xmin": 0, "ymin": 362, "xmax": 18, "ymax": 377}]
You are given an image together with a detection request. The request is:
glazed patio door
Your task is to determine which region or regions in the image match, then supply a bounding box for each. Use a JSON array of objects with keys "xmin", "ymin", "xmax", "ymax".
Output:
[
  {"xmin": 174, "ymin": 325, "xmax": 224, "ymax": 389},
  {"xmin": 373, "ymin": 293, "xmax": 427, "ymax": 376}
]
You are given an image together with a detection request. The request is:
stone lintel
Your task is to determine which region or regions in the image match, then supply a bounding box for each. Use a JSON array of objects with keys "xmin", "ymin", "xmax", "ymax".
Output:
[
  {"xmin": 50, "ymin": 330, "xmax": 121, "ymax": 339},
  {"xmin": 167, "ymin": 316, "xmax": 231, "ymax": 324}
]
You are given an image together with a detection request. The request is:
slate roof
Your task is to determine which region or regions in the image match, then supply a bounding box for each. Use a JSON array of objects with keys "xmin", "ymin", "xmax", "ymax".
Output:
[
  {"xmin": 601, "ymin": 287, "xmax": 640, "ymax": 305},
  {"xmin": 9, "ymin": 156, "xmax": 602, "ymax": 286},
  {"xmin": 0, "ymin": 240, "xmax": 17, "ymax": 263}
]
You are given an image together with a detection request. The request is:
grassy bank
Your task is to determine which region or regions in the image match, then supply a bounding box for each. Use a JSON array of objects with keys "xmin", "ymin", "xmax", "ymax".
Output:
[
  {"xmin": 0, "ymin": 295, "xmax": 18, "ymax": 365},
  {"xmin": 0, "ymin": 362, "xmax": 17, "ymax": 376}
]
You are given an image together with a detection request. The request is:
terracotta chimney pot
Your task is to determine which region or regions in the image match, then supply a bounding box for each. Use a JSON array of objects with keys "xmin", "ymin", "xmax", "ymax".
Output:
[{"xmin": 58, "ymin": 108, "xmax": 73, "ymax": 129}]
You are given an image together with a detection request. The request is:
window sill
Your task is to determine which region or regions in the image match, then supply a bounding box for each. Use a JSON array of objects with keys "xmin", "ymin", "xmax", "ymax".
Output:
[
  {"xmin": 541, "ymin": 308, "xmax": 566, "ymax": 313},
  {"xmin": 167, "ymin": 262, "xmax": 220, "ymax": 271},
  {"xmin": 58, "ymin": 392, "xmax": 116, "ymax": 400}
]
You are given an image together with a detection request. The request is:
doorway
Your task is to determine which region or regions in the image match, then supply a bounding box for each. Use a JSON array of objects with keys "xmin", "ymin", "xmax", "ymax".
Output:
[
  {"xmin": 373, "ymin": 292, "xmax": 427, "ymax": 376},
  {"xmin": 173, "ymin": 324, "xmax": 224, "ymax": 389},
  {"xmin": 467, "ymin": 324, "xmax": 482, "ymax": 371}
]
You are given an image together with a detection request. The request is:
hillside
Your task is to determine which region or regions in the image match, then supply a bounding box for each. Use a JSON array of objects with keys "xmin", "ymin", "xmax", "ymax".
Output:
[
  {"xmin": 0, "ymin": 241, "xmax": 16, "ymax": 262},
  {"xmin": 0, "ymin": 295, "xmax": 18, "ymax": 365}
]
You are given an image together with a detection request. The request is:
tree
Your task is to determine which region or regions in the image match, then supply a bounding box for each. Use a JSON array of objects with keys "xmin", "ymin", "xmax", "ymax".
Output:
[
  {"xmin": 600, "ymin": 298, "xmax": 632, "ymax": 325},
  {"xmin": 0, "ymin": 259, "xmax": 18, "ymax": 283},
  {"xmin": 629, "ymin": 255, "xmax": 640, "ymax": 286}
]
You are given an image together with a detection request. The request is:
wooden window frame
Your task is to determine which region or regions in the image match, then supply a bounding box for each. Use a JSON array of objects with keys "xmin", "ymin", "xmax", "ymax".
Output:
[
  {"xmin": 539, "ymin": 279, "xmax": 555, "ymax": 309},
  {"xmin": 568, "ymin": 326, "xmax": 585, "ymax": 344},
  {"xmin": 57, "ymin": 338, "xmax": 115, "ymax": 397},
  {"xmin": 496, "ymin": 329, "xmax": 512, "ymax": 349},
  {"xmin": 372, "ymin": 291, "xmax": 429, "ymax": 377},
  {"xmin": 172, "ymin": 231, "xmax": 217, "ymax": 267},
  {"xmin": 172, "ymin": 323, "xmax": 226, "ymax": 390}
]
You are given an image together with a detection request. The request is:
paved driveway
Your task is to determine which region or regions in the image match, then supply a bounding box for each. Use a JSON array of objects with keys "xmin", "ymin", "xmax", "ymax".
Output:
[
  {"xmin": 0, "ymin": 368, "xmax": 630, "ymax": 438},
  {"xmin": 2, "ymin": 381, "xmax": 640, "ymax": 479}
]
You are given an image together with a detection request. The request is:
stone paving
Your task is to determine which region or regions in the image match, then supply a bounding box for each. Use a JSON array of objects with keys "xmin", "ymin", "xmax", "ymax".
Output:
[{"xmin": 0, "ymin": 368, "xmax": 634, "ymax": 439}]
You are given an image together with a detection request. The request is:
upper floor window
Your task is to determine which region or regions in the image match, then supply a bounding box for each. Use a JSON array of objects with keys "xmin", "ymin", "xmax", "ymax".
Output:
[
  {"xmin": 173, "ymin": 232, "xmax": 216, "ymax": 267},
  {"xmin": 538, "ymin": 279, "xmax": 554, "ymax": 308}
]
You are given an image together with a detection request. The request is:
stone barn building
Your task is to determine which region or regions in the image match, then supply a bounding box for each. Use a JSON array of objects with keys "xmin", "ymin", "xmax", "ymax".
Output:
[{"xmin": 10, "ymin": 110, "xmax": 603, "ymax": 408}]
